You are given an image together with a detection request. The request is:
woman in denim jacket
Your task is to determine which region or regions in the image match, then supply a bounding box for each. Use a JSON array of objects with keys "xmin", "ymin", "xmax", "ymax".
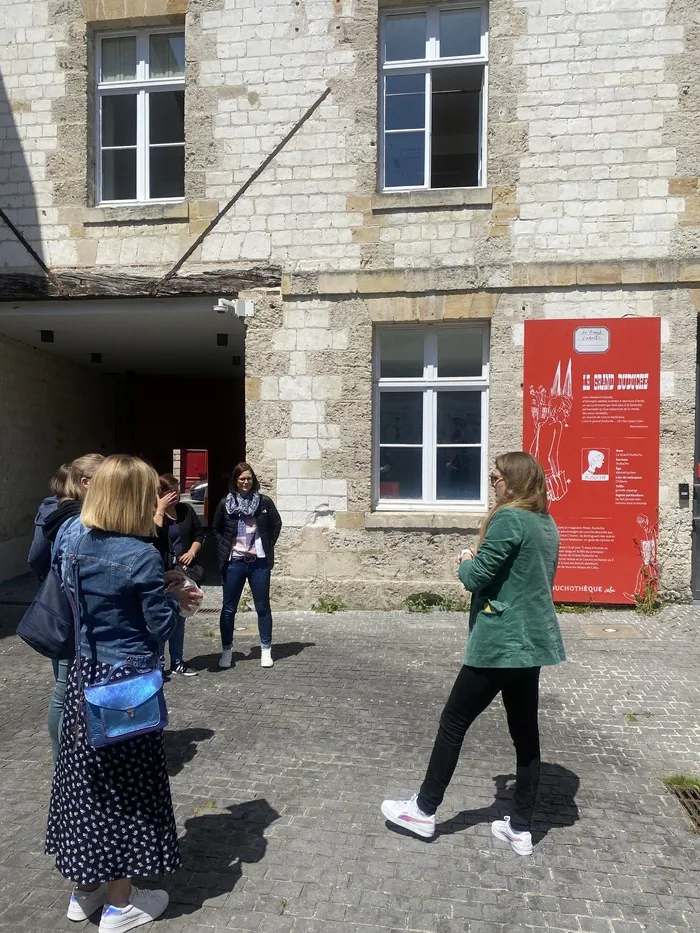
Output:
[{"xmin": 46, "ymin": 455, "xmax": 195, "ymax": 933}]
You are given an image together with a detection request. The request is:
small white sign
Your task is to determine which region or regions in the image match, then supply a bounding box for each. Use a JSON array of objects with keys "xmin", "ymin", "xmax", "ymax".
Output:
[{"xmin": 574, "ymin": 326, "xmax": 610, "ymax": 354}]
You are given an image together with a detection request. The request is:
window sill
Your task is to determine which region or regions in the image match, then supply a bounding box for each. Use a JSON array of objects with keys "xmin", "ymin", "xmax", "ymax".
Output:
[
  {"xmin": 371, "ymin": 187, "xmax": 493, "ymax": 214},
  {"xmin": 82, "ymin": 202, "xmax": 189, "ymax": 225},
  {"xmin": 365, "ymin": 511, "xmax": 486, "ymax": 531}
]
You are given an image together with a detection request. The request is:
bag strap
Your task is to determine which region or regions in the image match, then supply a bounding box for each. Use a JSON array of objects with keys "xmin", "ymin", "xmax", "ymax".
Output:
[{"xmin": 62, "ymin": 530, "xmax": 87, "ymax": 748}]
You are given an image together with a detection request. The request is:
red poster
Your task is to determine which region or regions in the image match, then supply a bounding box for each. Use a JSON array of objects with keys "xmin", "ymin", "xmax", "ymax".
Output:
[{"xmin": 523, "ymin": 319, "xmax": 660, "ymax": 604}]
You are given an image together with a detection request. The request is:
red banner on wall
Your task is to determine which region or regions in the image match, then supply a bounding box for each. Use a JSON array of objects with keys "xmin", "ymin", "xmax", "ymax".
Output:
[{"xmin": 523, "ymin": 319, "xmax": 661, "ymax": 604}]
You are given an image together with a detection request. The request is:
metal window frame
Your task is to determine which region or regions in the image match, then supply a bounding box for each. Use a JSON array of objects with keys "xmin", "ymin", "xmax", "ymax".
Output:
[
  {"xmin": 95, "ymin": 27, "xmax": 186, "ymax": 205},
  {"xmin": 372, "ymin": 323, "xmax": 490, "ymax": 511},
  {"xmin": 378, "ymin": 2, "xmax": 489, "ymax": 193}
]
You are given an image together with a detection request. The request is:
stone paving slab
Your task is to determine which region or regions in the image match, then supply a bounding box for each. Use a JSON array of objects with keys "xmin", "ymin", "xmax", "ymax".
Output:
[{"xmin": 0, "ymin": 603, "xmax": 699, "ymax": 932}]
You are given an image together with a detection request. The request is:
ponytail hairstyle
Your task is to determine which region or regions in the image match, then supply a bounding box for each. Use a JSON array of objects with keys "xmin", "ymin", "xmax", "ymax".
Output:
[
  {"xmin": 477, "ymin": 451, "xmax": 548, "ymax": 546},
  {"xmin": 49, "ymin": 462, "xmax": 71, "ymax": 498},
  {"xmin": 62, "ymin": 453, "xmax": 105, "ymax": 502}
]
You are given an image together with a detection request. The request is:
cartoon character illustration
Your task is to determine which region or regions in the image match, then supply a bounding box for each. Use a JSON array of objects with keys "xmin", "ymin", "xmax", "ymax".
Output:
[
  {"xmin": 582, "ymin": 449, "xmax": 608, "ymax": 482},
  {"xmin": 529, "ymin": 359, "xmax": 573, "ymax": 502},
  {"xmin": 633, "ymin": 513, "xmax": 659, "ymax": 597}
]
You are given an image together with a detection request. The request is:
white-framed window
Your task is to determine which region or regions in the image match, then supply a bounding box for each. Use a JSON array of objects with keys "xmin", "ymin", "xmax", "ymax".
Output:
[
  {"xmin": 373, "ymin": 324, "xmax": 490, "ymax": 510},
  {"xmin": 379, "ymin": 3, "xmax": 488, "ymax": 191},
  {"xmin": 95, "ymin": 29, "xmax": 185, "ymax": 204}
]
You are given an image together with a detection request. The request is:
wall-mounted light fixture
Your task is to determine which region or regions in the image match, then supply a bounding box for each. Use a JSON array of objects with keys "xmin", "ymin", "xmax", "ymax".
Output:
[
  {"xmin": 216, "ymin": 333, "xmax": 228, "ymax": 347},
  {"xmin": 40, "ymin": 330, "xmax": 54, "ymax": 343}
]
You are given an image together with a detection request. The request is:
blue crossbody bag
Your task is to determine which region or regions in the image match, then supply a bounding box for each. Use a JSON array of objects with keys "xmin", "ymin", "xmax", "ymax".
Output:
[{"xmin": 65, "ymin": 539, "xmax": 168, "ymax": 749}]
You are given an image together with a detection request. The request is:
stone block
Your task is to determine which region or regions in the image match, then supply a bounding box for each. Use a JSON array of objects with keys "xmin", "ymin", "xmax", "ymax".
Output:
[
  {"xmin": 576, "ymin": 263, "xmax": 622, "ymax": 285},
  {"xmin": 262, "ymin": 438, "xmax": 287, "ymax": 459},
  {"xmin": 444, "ymin": 293, "xmax": 499, "ymax": 319},
  {"xmin": 317, "ymin": 273, "xmax": 357, "ymax": 295},
  {"xmin": 351, "ymin": 227, "xmax": 380, "ymax": 243},
  {"xmin": 289, "ymin": 461, "xmax": 323, "ymax": 478},
  {"xmin": 335, "ymin": 511, "xmax": 365, "ymax": 530},
  {"xmin": 679, "ymin": 262, "xmax": 700, "ymax": 283},
  {"xmin": 312, "ymin": 375, "xmax": 342, "ymax": 399},
  {"xmin": 300, "ymin": 527, "xmax": 329, "ymax": 552},
  {"xmin": 188, "ymin": 219, "xmax": 210, "ymax": 236},
  {"xmin": 669, "ymin": 177, "xmax": 698, "ymax": 196},
  {"xmin": 260, "ymin": 377, "xmax": 279, "ymax": 401},
  {"xmin": 286, "ymin": 439, "xmax": 309, "ymax": 460},
  {"xmin": 279, "ymin": 376, "xmax": 313, "ymax": 401},
  {"xmin": 291, "ymin": 401, "xmax": 323, "ymax": 423},
  {"xmin": 355, "ymin": 272, "xmax": 406, "ymax": 294},
  {"xmin": 322, "ymin": 479, "xmax": 348, "ymax": 496},
  {"xmin": 298, "ymin": 479, "xmax": 323, "ymax": 496},
  {"xmin": 245, "ymin": 376, "xmax": 261, "ymax": 402},
  {"xmin": 346, "ymin": 195, "xmax": 372, "ymax": 212},
  {"xmin": 188, "ymin": 200, "xmax": 219, "ymax": 220}
]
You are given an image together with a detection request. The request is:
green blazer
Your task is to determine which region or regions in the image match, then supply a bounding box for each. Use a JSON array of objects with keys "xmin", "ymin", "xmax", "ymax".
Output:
[{"xmin": 458, "ymin": 507, "xmax": 565, "ymax": 669}]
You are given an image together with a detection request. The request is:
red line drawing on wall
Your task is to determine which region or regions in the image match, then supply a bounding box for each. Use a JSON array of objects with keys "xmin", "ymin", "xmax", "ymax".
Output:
[{"xmin": 529, "ymin": 359, "xmax": 573, "ymax": 502}]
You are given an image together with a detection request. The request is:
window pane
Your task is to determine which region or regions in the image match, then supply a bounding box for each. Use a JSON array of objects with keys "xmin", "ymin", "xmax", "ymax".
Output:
[
  {"xmin": 439, "ymin": 9, "xmax": 482, "ymax": 58},
  {"xmin": 437, "ymin": 326, "xmax": 484, "ymax": 377},
  {"xmin": 150, "ymin": 146, "xmax": 185, "ymax": 198},
  {"xmin": 436, "ymin": 448, "xmax": 481, "ymax": 500},
  {"xmin": 101, "ymin": 36, "xmax": 137, "ymax": 82},
  {"xmin": 150, "ymin": 33, "xmax": 185, "ymax": 78},
  {"xmin": 431, "ymin": 66, "xmax": 482, "ymax": 189},
  {"xmin": 102, "ymin": 94, "xmax": 137, "ymax": 146},
  {"xmin": 379, "ymin": 392, "xmax": 423, "ymax": 444},
  {"xmin": 438, "ymin": 327, "xmax": 484, "ymax": 379},
  {"xmin": 385, "ymin": 74, "xmax": 425, "ymax": 131},
  {"xmin": 436, "ymin": 391, "xmax": 481, "ymax": 444},
  {"xmin": 379, "ymin": 448, "xmax": 423, "ymax": 499},
  {"xmin": 102, "ymin": 148, "xmax": 137, "ymax": 201},
  {"xmin": 149, "ymin": 90, "xmax": 185, "ymax": 144},
  {"xmin": 379, "ymin": 328, "xmax": 424, "ymax": 378},
  {"xmin": 385, "ymin": 131, "xmax": 425, "ymax": 188},
  {"xmin": 385, "ymin": 13, "xmax": 426, "ymax": 62}
]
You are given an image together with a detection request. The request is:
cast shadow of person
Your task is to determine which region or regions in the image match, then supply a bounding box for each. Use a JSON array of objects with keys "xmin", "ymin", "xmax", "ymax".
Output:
[
  {"xmin": 436, "ymin": 763, "xmax": 580, "ymax": 847},
  {"xmin": 165, "ymin": 727, "xmax": 216, "ymax": 778},
  {"xmin": 162, "ymin": 799, "xmax": 280, "ymax": 919},
  {"xmin": 189, "ymin": 641, "xmax": 316, "ymax": 673}
]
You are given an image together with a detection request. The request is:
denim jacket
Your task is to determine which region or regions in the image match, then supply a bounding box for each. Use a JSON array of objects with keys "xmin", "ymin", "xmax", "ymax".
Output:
[{"xmin": 55, "ymin": 519, "xmax": 180, "ymax": 667}]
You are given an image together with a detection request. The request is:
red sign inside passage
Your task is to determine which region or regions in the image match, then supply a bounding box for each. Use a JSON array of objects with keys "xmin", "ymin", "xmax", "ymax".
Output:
[{"xmin": 523, "ymin": 319, "xmax": 661, "ymax": 604}]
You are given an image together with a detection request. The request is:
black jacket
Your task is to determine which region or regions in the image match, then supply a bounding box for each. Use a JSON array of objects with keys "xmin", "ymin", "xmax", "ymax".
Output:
[
  {"xmin": 155, "ymin": 501, "xmax": 206, "ymax": 568},
  {"xmin": 212, "ymin": 495, "xmax": 282, "ymax": 570},
  {"xmin": 42, "ymin": 499, "xmax": 82, "ymax": 543}
]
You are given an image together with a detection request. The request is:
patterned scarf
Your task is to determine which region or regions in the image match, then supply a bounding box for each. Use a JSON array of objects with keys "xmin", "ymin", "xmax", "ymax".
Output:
[{"xmin": 225, "ymin": 491, "xmax": 261, "ymax": 542}]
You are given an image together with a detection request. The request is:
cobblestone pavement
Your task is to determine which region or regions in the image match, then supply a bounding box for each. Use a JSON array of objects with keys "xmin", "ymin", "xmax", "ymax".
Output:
[{"xmin": 0, "ymin": 596, "xmax": 699, "ymax": 933}]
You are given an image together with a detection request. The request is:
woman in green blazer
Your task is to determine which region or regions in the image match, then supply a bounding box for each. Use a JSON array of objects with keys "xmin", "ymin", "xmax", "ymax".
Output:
[{"xmin": 382, "ymin": 451, "xmax": 565, "ymax": 854}]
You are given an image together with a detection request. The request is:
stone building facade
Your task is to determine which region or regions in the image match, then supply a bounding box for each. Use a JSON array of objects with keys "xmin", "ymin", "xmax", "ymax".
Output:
[{"xmin": 1, "ymin": 0, "xmax": 699, "ymax": 604}]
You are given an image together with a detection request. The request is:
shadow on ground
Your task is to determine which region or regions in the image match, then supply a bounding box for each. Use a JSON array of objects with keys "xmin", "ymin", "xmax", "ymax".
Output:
[
  {"xmin": 188, "ymin": 641, "xmax": 316, "ymax": 672},
  {"xmin": 165, "ymin": 727, "xmax": 216, "ymax": 778},
  {"xmin": 436, "ymin": 762, "xmax": 580, "ymax": 846},
  {"xmin": 162, "ymin": 799, "xmax": 280, "ymax": 918}
]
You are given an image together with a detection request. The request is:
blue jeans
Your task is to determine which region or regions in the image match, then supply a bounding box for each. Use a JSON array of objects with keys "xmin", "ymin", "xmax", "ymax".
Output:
[
  {"xmin": 159, "ymin": 616, "xmax": 186, "ymax": 669},
  {"xmin": 49, "ymin": 659, "xmax": 69, "ymax": 765},
  {"xmin": 220, "ymin": 558, "xmax": 272, "ymax": 649}
]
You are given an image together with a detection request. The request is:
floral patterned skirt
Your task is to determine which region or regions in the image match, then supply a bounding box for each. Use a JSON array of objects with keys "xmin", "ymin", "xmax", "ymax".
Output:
[{"xmin": 45, "ymin": 657, "xmax": 181, "ymax": 884}]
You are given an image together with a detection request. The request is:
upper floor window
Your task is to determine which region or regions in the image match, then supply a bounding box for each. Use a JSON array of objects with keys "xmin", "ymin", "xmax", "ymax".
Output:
[
  {"xmin": 374, "ymin": 324, "xmax": 490, "ymax": 510},
  {"xmin": 379, "ymin": 4, "xmax": 488, "ymax": 191},
  {"xmin": 96, "ymin": 30, "xmax": 185, "ymax": 204}
]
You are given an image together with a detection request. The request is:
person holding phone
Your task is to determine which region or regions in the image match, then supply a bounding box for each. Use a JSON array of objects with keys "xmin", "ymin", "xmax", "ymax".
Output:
[{"xmin": 381, "ymin": 452, "xmax": 565, "ymax": 855}]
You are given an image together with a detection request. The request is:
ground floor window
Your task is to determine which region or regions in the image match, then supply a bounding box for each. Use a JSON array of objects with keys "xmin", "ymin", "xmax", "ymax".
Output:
[{"xmin": 373, "ymin": 323, "xmax": 489, "ymax": 509}]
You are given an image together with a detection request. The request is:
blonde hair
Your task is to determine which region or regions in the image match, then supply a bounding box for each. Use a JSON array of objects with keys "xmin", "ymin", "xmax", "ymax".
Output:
[
  {"xmin": 82, "ymin": 455, "xmax": 158, "ymax": 537},
  {"xmin": 62, "ymin": 454, "xmax": 105, "ymax": 501},
  {"xmin": 478, "ymin": 451, "xmax": 548, "ymax": 545}
]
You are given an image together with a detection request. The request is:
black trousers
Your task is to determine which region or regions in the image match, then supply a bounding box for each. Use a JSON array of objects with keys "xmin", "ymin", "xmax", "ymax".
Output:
[{"xmin": 417, "ymin": 665, "xmax": 541, "ymax": 831}]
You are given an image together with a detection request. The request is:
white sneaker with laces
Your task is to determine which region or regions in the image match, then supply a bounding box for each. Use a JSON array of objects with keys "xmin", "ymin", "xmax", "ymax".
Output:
[
  {"xmin": 67, "ymin": 883, "xmax": 108, "ymax": 921},
  {"xmin": 261, "ymin": 647, "xmax": 274, "ymax": 668},
  {"xmin": 219, "ymin": 648, "xmax": 233, "ymax": 669},
  {"xmin": 98, "ymin": 886, "xmax": 169, "ymax": 932},
  {"xmin": 491, "ymin": 815, "xmax": 533, "ymax": 855},
  {"xmin": 381, "ymin": 794, "xmax": 436, "ymax": 839}
]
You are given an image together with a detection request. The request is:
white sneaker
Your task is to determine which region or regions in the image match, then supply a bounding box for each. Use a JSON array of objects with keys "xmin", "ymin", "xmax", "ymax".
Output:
[
  {"xmin": 491, "ymin": 815, "xmax": 533, "ymax": 855},
  {"xmin": 219, "ymin": 648, "xmax": 233, "ymax": 668},
  {"xmin": 261, "ymin": 647, "xmax": 274, "ymax": 668},
  {"xmin": 67, "ymin": 883, "xmax": 108, "ymax": 920},
  {"xmin": 381, "ymin": 794, "xmax": 436, "ymax": 839},
  {"xmin": 98, "ymin": 886, "xmax": 169, "ymax": 932}
]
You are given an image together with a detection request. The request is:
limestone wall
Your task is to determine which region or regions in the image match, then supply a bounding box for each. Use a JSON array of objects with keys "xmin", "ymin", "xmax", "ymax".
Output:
[
  {"xmin": 1, "ymin": 0, "xmax": 699, "ymax": 275},
  {"xmin": 0, "ymin": 332, "xmax": 115, "ymax": 579},
  {"xmin": 244, "ymin": 284, "xmax": 696, "ymax": 608}
]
